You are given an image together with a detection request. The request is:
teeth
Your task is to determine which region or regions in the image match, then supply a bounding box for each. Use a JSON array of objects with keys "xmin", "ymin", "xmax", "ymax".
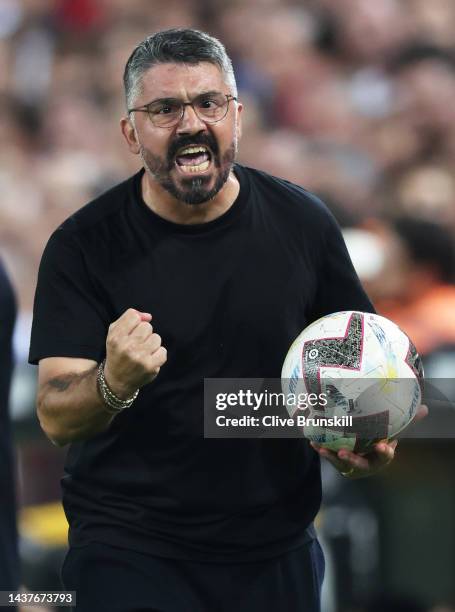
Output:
[
  {"xmin": 178, "ymin": 146, "xmax": 208, "ymax": 156},
  {"xmin": 179, "ymin": 160, "xmax": 210, "ymax": 173}
]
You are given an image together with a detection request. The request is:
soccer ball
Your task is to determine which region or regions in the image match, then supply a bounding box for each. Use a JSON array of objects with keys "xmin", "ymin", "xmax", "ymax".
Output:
[{"xmin": 281, "ymin": 311, "xmax": 424, "ymax": 453}]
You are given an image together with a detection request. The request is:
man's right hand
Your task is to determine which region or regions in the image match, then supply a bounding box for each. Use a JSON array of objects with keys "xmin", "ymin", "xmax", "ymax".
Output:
[
  {"xmin": 103, "ymin": 308, "xmax": 167, "ymax": 399},
  {"xmin": 37, "ymin": 308, "xmax": 168, "ymax": 446}
]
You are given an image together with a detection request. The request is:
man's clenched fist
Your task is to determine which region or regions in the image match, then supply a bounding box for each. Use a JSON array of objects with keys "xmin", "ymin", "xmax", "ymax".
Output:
[{"xmin": 103, "ymin": 308, "xmax": 167, "ymax": 398}]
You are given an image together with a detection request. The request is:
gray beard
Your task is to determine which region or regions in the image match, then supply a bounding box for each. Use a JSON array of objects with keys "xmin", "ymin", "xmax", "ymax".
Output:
[{"xmin": 140, "ymin": 141, "xmax": 237, "ymax": 206}]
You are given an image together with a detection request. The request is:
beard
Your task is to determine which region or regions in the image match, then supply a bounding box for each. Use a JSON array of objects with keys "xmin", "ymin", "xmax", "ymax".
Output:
[{"xmin": 139, "ymin": 132, "xmax": 237, "ymax": 205}]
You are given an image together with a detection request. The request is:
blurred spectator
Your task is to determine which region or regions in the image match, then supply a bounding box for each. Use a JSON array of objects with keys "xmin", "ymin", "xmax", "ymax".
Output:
[
  {"xmin": 1, "ymin": 0, "xmax": 455, "ymax": 318},
  {"xmin": 0, "ymin": 260, "xmax": 20, "ymax": 594},
  {"xmin": 386, "ymin": 163, "xmax": 455, "ymax": 229},
  {"xmin": 365, "ymin": 217, "xmax": 455, "ymax": 357},
  {"xmin": 405, "ymin": 0, "xmax": 455, "ymax": 49},
  {"xmin": 319, "ymin": 0, "xmax": 413, "ymax": 67},
  {"xmin": 390, "ymin": 44, "xmax": 455, "ymax": 157}
]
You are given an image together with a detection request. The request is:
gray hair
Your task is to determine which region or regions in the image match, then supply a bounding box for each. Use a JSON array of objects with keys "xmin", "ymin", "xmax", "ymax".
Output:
[{"xmin": 123, "ymin": 28, "xmax": 237, "ymax": 110}]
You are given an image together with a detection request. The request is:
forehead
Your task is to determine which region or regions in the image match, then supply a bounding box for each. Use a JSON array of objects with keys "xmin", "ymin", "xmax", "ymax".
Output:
[{"xmin": 138, "ymin": 62, "xmax": 228, "ymax": 101}]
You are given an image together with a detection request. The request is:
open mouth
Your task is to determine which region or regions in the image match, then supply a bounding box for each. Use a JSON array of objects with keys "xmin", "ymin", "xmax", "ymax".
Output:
[{"xmin": 175, "ymin": 145, "xmax": 212, "ymax": 174}]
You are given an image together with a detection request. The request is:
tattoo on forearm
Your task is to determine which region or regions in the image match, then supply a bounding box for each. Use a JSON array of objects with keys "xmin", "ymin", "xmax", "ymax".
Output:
[
  {"xmin": 48, "ymin": 378, "xmax": 71, "ymax": 391},
  {"xmin": 47, "ymin": 367, "xmax": 97, "ymax": 393}
]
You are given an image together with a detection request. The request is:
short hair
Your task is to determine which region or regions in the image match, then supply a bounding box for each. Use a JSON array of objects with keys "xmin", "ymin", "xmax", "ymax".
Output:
[{"xmin": 123, "ymin": 28, "xmax": 237, "ymax": 109}]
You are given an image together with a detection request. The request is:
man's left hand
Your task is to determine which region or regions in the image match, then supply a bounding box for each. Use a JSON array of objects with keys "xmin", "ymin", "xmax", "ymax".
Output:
[{"xmin": 310, "ymin": 404, "xmax": 428, "ymax": 479}]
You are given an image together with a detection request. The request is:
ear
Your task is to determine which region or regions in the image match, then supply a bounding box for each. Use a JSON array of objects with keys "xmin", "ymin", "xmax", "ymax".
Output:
[
  {"xmin": 235, "ymin": 101, "xmax": 243, "ymax": 141},
  {"xmin": 120, "ymin": 116, "xmax": 141, "ymax": 155}
]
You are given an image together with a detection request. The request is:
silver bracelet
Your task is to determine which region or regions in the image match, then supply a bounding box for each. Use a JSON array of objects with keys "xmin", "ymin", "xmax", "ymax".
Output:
[{"xmin": 96, "ymin": 359, "xmax": 139, "ymax": 414}]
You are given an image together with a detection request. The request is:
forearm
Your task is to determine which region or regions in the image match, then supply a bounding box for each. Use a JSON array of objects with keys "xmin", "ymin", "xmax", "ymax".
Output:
[{"xmin": 37, "ymin": 365, "xmax": 114, "ymax": 446}]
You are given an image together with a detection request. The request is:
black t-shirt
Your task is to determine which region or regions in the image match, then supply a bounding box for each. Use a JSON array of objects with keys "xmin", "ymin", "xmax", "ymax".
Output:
[
  {"xmin": 29, "ymin": 164, "xmax": 373, "ymax": 562},
  {"xmin": 0, "ymin": 261, "xmax": 19, "ymax": 589}
]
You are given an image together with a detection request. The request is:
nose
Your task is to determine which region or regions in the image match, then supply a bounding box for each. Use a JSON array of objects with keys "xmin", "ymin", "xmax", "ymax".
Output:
[{"xmin": 176, "ymin": 103, "xmax": 207, "ymax": 135}]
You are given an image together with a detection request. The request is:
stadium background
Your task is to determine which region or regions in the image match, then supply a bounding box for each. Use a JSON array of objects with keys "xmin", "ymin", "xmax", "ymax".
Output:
[{"xmin": 1, "ymin": 0, "xmax": 455, "ymax": 610}]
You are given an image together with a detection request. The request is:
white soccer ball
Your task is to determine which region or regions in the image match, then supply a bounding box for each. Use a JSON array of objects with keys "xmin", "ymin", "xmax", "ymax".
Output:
[{"xmin": 281, "ymin": 311, "xmax": 424, "ymax": 453}]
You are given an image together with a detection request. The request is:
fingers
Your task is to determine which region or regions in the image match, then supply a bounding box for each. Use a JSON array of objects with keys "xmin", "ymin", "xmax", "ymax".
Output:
[
  {"xmin": 130, "ymin": 321, "xmax": 154, "ymax": 342},
  {"xmin": 337, "ymin": 449, "xmax": 371, "ymax": 472},
  {"xmin": 146, "ymin": 333, "xmax": 162, "ymax": 354},
  {"xmin": 144, "ymin": 346, "xmax": 168, "ymax": 371},
  {"xmin": 311, "ymin": 438, "xmax": 397, "ymax": 479},
  {"xmin": 135, "ymin": 334, "xmax": 167, "ymax": 375},
  {"xmin": 133, "ymin": 331, "xmax": 163, "ymax": 357},
  {"xmin": 412, "ymin": 404, "xmax": 429, "ymax": 423},
  {"xmin": 310, "ymin": 443, "xmax": 351, "ymax": 473},
  {"xmin": 374, "ymin": 439, "xmax": 398, "ymax": 459},
  {"xmin": 110, "ymin": 308, "xmax": 152, "ymax": 336},
  {"xmin": 316, "ymin": 404, "xmax": 427, "ymax": 480}
]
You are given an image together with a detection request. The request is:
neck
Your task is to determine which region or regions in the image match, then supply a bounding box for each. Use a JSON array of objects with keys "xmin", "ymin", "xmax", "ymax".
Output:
[{"xmin": 141, "ymin": 169, "xmax": 240, "ymax": 225}]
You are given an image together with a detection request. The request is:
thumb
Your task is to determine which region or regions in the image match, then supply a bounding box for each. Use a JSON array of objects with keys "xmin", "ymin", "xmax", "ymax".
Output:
[{"xmin": 133, "ymin": 310, "xmax": 152, "ymax": 322}]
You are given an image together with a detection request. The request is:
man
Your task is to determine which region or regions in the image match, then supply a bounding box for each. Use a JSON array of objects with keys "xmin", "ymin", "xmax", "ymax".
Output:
[
  {"xmin": 0, "ymin": 261, "xmax": 20, "ymax": 600},
  {"xmin": 29, "ymin": 29, "xmax": 413, "ymax": 612}
]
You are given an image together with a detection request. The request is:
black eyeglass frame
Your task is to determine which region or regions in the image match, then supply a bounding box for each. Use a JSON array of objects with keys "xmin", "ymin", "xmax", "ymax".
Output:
[{"xmin": 127, "ymin": 93, "xmax": 238, "ymax": 128}]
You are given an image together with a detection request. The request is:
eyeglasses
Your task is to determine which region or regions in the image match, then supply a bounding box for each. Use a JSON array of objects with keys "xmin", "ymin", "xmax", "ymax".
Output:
[{"xmin": 128, "ymin": 92, "xmax": 237, "ymax": 128}]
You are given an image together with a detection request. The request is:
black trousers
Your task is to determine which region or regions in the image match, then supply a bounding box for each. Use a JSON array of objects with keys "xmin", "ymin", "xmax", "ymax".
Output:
[{"xmin": 61, "ymin": 539, "xmax": 325, "ymax": 612}]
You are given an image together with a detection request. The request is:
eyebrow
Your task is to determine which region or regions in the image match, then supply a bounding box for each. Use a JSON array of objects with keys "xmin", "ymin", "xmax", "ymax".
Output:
[{"xmin": 146, "ymin": 90, "xmax": 224, "ymax": 106}]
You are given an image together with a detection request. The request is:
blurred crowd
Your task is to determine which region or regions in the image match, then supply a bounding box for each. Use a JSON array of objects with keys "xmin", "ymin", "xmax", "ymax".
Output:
[
  {"xmin": 2, "ymin": 0, "xmax": 455, "ymax": 610},
  {"xmin": 0, "ymin": 0, "xmax": 454, "ymax": 359},
  {"xmin": 1, "ymin": 0, "xmax": 455, "ymax": 364}
]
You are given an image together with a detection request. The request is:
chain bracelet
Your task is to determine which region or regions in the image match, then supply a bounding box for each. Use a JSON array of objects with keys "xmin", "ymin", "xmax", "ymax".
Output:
[{"xmin": 96, "ymin": 359, "xmax": 139, "ymax": 414}]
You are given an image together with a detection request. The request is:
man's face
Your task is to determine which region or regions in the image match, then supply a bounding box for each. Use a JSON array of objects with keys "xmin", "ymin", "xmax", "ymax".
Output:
[{"xmin": 122, "ymin": 62, "xmax": 242, "ymax": 205}]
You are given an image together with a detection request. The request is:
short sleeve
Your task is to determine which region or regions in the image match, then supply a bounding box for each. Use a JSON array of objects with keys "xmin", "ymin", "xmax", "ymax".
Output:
[
  {"xmin": 309, "ymin": 211, "xmax": 375, "ymax": 320},
  {"xmin": 29, "ymin": 228, "xmax": 109, "ymax": 364}
]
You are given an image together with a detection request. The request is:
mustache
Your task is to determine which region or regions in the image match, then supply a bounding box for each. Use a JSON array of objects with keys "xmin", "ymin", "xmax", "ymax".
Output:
[{"xmin": 167, "ymin": 133, "xmax": 219, "ymax": 164}]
